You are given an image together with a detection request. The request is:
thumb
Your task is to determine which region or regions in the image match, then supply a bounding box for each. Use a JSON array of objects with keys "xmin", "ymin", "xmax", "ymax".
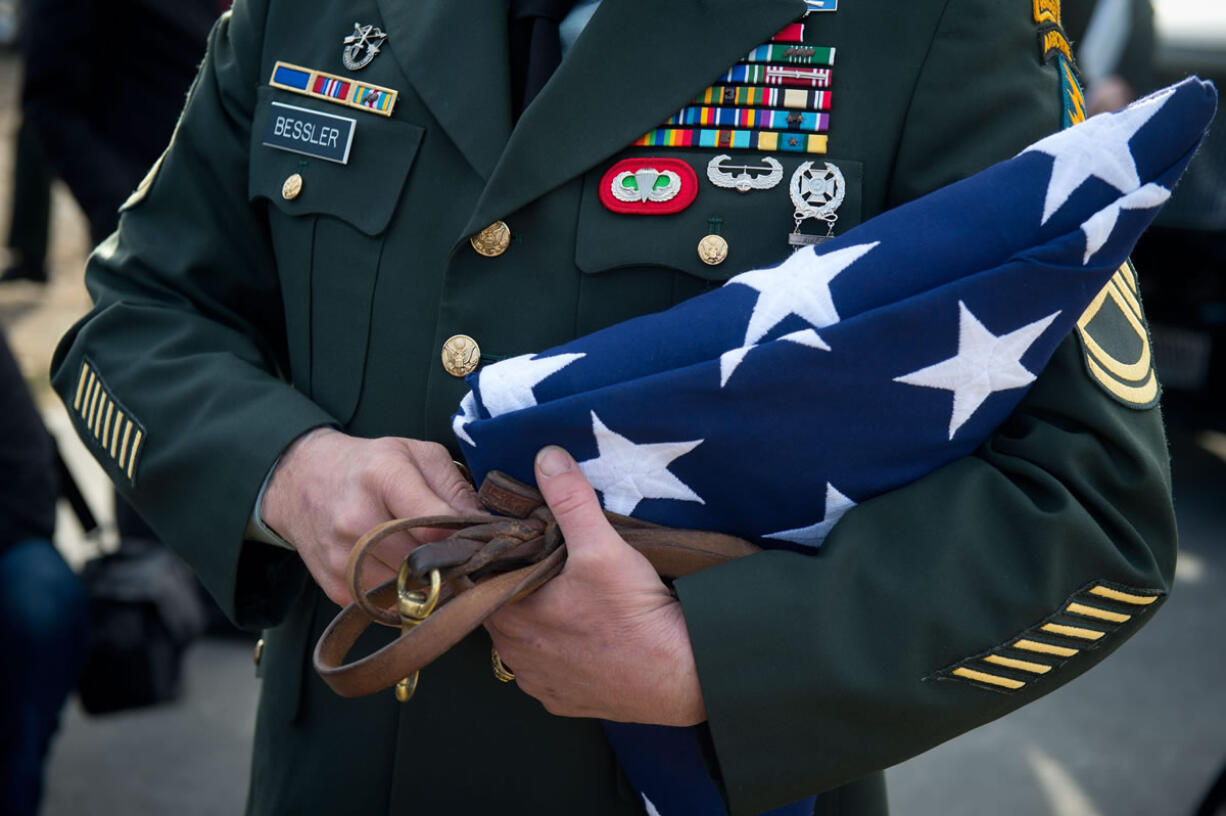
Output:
[{"xmin": 535, "ymin": 445, "xmax": 619, "ymax": 558}]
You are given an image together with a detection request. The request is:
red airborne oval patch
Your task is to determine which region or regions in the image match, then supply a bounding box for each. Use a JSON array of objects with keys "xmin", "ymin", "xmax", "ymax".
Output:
[{"xmin": 598, "ymin": 157, "xmax": 698, "ymax": 215}]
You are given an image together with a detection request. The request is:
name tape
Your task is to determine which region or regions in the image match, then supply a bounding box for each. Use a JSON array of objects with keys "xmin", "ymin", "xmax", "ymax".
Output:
[{"xmin": 262, "ymin": 101, "xmax": 357, "ymax": 164}]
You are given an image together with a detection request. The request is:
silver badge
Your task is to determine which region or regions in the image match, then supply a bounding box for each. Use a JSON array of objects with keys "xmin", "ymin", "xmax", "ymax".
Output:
[
  {"xmin": 611, "ymin": 169, "xmax": 682, "ymax": 203},
  {"xmin": 788, "ymin": 161, "xmax": 845, "ymax": 249},
  {"xmin": 706, "ymin": 155, "xmax": 784, "ymax": 193},
  {"xmin": 342, "ymin": 23, "xmax": 387, "ymax": 71}
]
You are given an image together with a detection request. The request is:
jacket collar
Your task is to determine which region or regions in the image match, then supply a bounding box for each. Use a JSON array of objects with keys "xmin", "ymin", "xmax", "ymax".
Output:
[{"xmin": 375, "ymin": 0, "xmax": 513, "ymax": 180}]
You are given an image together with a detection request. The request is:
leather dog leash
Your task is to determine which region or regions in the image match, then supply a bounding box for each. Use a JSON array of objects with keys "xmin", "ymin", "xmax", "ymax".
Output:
[{"xmin": 314, "ymin": 471, "xmax": 760, "ymax": 699}]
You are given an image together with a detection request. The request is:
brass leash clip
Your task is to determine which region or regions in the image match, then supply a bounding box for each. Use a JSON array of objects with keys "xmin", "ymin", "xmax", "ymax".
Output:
[{"xmin": 394, "ymin": 565, "xmax": 441, "ymax": 702}]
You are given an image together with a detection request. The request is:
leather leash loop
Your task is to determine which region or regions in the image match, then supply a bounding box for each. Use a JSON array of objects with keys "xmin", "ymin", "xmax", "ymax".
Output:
[{"xmin": 314, "ymin": 471, "xmax": 760, "ymax": 699}]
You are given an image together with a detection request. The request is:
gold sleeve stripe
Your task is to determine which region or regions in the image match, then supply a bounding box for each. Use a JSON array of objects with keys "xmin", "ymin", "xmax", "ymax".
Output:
[
  {"xmin": 1085, "ymin": 356, "xmax": 1159, "ymax": 404},
  {"xmin": 1013, "ymin": 639, "xmax": 1079, "ymax": 658},
  {"xmin": 953, "ymin": 667, "xmax": 1026, "ymax": 690},
  {"xmin": 1110, "ymin": 275, "xmax": 1143, "ymax": 323},
  {"xmin": 1067, "ymin": 602, "xmax": 1131, "ymax": 623},
  {"xmin": 1089, "ymin": 585, "xmax": 1159, "ymax": 606},
  {"xmin": 93, "ymin": 393, "xmax": 109, "ymax": 437},
  {"xmin": 126, "ymin": 430, "xmax": 144, "ymax": 480},
  {"xmin": 119, "ymin": 420, "xmax": 133, "ymax": 468},
  {"xmin": 984, "ymin": 655, "xmax": 1052, "ymax": 674},
  {"xmin": 1041, "ymin": 623, "xmax": 1106, "ymax": 641},
  {"xmin": 1118, "ymin": 261, "xmax": 1138, "ymax": 293},
  {"xmin": 87, "ymin": 382, "xmax": 102, "ymax": 429},
  {"xmin": 82, "ymin": 376, "xmax": 98, "ymax": 418},
  {"xmin": 74, "ymin": 363, "xmax": 91, "ymax": 410},
  {"xmin": 102, "ymin": 401, "xmax": 115, "ymax": 443},
  {"xmin": 110, "ymin": 410, "xmax": 125, "ymax": 459}
]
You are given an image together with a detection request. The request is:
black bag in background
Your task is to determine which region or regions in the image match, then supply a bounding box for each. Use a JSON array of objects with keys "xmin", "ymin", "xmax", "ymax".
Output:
[{"xmin": 77, "ymin": 538, "xmax": 206, "ymax": 715}]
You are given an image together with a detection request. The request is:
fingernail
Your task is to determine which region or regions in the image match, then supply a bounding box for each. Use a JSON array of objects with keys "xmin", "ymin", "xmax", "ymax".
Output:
[{"xmin": 536, "ymin": 446, "xmax": 574, "ymax": 477}]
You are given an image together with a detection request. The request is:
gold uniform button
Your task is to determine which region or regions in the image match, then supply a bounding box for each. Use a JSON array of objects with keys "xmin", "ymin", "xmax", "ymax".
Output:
[
  {"xmin": 442, "ymin": 334, "xmax": 481, "ymax": 376},
  {"xmin": 470, "ymin": 220, "xmax": 511, "ymax": 257},
  {"xmin": 253, "ymin": 637, "xmax": 264, "ymax": 667},
  {"xmin": 281, "ymin": 173, "xmax": 303, "ymax": 201},
  {"xmin": 698, "ymin": 234, "xmax": 728, "ymax": 266}
]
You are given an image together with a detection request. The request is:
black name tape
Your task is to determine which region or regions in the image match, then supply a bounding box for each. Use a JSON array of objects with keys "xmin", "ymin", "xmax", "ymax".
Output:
[{"xmin": 263, "ymin": 101, "xmax": 356, "ymax": 164}]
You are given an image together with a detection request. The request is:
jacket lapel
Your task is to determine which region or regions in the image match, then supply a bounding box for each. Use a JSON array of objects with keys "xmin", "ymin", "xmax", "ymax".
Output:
[
  {"xmin": 374, "ymin": 0, "xmax": 512, "ymax": 179},
  {"xmin": 462, "ymin": 0, "xmax": 804, "ymax": 238}
]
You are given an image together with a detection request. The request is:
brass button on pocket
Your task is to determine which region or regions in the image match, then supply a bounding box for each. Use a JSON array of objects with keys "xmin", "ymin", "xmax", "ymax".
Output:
[
  {"xmin": 253, "ymin": 637, "xmax": 265, "ymax": 667},
  {"xmin": 697, "ymin": 234, "xmax": 728, "ymax": 266},
  {"xmin": 442, "ymin": 334, "xmax": 481, "ymax": 376},
  {"xmin": 470, "ymin": 221, "xmax": 511, "ymax": 257},
  {"xmin": 281, "ymin": 173, "xmax": 303, "ymax": 201}
]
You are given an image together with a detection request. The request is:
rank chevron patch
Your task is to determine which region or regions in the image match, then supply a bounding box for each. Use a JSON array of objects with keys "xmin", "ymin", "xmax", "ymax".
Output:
[{"xmin": 1076, "ymin": 260, "xmax": 1159, "ymax": 408}]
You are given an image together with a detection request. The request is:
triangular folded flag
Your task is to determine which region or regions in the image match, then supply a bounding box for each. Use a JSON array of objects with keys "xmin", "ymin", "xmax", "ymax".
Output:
[{"xmin": 452, "ymin": 77, "xmax": 1217, "ymax": 816}]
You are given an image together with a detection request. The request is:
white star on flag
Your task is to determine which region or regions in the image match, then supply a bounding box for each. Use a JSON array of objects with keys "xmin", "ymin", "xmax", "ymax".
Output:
[
  {"xmin": 642, "ymin": 795, "xmax": 663, "ymax": 816},
  {"xmin": 729, "ymin": 242, "xmax": 878, "ymax": 346},
  {"xmin": 452, "ymin": 391, "xmax": 479, "ymax": 447},
  {"xmin": 894, "ymin": 301, "xmax": 1059, "ymax": 439},
  {"xmin": 718, "ymin": 329, "xmax": 831, "ymax": 387},
  {"xmin": 764, "ymin": 482, "xmax": 856, "ymax": 548},
  {"xmin": 1080, "ymin": 183, "xmax": 1170, "ymax": 263},
  {"xmin": 1025, "ymin": 85, "xmax": 1174, "ymax": 224},
  {"xmin": 579, "ymin": 412, "xmax": 704, "ymax": 516},
  {"xmin": 478, "ymin": 352, "xmax": 586, "ymax": 417}
]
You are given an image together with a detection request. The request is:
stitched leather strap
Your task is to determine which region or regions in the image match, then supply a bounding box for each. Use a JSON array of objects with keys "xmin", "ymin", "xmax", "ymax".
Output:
[{"xmin": 313, "ymin": 471, "xmax": 759, "ymax": 698}]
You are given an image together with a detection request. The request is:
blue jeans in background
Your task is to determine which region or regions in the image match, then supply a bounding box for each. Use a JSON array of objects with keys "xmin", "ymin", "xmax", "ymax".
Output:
[{"xmin": 0, "ymin": 539, "xmax": 89, "ymax": 816}]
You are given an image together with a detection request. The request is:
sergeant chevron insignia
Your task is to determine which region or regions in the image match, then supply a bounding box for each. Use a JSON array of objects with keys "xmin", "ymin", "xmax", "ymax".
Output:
[
  {"xmin": 1075, "ymin": 260, "xmax": 1159, "ymax": 408},
  {"xmin": 599, "ymin": 158, "xmax": 697, "ymax": 214}
]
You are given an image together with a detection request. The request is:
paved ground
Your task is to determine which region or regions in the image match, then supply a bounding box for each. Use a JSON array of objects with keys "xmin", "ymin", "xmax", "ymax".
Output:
[{"xmin": 1, "ymin": 48, "xmax": 1222, "ymax": 816}]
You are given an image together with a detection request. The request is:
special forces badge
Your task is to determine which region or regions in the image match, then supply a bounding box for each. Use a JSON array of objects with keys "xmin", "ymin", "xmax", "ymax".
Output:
[{"xmin": 342, "ymin": 23, "xmax": 387, "ymax": 71}]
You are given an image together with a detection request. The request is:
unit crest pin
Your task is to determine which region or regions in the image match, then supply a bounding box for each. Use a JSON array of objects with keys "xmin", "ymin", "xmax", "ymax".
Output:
[
  {"xmin": 342, "ymin": 22, "xmax": 387, "ymax": 71},
  {"xmin": 706, "ymin": 155, "xmax": 784, "ymax": 193},
  {"xmin": 788, "ymin": 161, "xmax": 845, "ymax": 249}
]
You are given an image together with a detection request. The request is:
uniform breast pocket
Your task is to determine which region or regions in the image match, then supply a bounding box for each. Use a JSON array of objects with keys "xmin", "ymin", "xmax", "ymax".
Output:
[
  {"xmin": 574, "ymin": 150, "xmax": 864, "ymax": 334},
  {"xmin": 248, "ymin": 86, "xmax": 424, "ymax": 424}
]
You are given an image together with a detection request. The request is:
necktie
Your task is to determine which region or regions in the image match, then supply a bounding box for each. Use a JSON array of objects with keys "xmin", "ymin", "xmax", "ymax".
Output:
[{"xmin": 508, "ymin": 0, "xmax": 580, "ymax": 117}]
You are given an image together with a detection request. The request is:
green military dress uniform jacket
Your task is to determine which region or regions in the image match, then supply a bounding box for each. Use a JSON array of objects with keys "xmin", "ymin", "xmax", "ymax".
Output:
[{"xmin": 52, "ymin": 0, "xmax": 1177, "ymax": 813}]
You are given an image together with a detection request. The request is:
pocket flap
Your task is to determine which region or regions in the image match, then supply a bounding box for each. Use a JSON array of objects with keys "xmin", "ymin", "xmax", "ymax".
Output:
[
  {"xmin": 577, "ymin": 151, "xmax": 863, "ymax": 281},
  {"xmin": 248, "ymin": 86, "xmax": 424, "ymax": 236}
]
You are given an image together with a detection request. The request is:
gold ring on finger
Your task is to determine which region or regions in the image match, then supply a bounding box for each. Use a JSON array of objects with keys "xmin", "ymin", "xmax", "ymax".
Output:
[{"xmin": 491, "ymin": 646, "xmax": 516, "ymax": 683}]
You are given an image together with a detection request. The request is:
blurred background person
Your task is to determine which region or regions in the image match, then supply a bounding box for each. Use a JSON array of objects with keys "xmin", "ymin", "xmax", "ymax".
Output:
[
  {"xmin": 1064, "ymin": 0, "xmax": 1157, "ymax": 113},
  {"xmin": 0, "ymin": 326, "xmax": 88, "ymax": 816},
  {"xmin": 16, "ymin": 0, "xmax": 221, "ymax": 548},
  {"xmin": 0, "ymin": 117, "xmax": 52, "ymax": 285},
  {"xmin": 18, "ymin": 0, "xmax": 219, "ymax": 246}
]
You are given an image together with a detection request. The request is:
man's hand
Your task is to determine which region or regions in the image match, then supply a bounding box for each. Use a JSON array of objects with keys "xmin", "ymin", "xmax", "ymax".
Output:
[
  {"xmin": 261, "ymin": 427, "xmax": 480, "ymax": 606},
  {"xmin": 485, "ymin": 446, "xmax": 706, "ymax": 726}
]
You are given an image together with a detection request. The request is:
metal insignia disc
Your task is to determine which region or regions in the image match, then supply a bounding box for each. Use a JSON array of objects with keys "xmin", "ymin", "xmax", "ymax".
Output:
[
  {"xmin": 342, "ymin": 22, "xmax": 387, "ymax": 71},
  {"xmin": 789, "ymin": 161, "xmax": 846, "ymax": 220}
]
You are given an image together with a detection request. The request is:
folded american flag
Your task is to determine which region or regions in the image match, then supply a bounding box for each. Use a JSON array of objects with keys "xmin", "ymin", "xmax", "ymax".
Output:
[{"xmin": 453, "ymin": 77, "xmax": 1216, "ymax": 816}]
